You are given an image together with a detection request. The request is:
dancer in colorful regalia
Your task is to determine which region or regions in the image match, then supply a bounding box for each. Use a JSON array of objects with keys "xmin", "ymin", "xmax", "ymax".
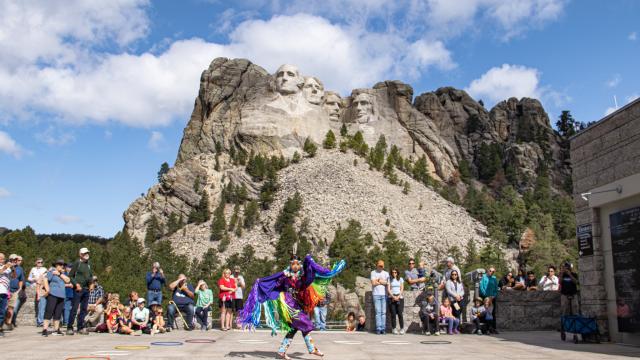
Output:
[{"xmin": 237, "ymin": 254, "xmax": 346, "ymax": 359}]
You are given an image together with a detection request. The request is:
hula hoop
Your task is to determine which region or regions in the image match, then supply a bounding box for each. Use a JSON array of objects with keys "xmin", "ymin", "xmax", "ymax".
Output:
[
  {"xmin": 91, "ymin": 351, "xmax": 130, "ymax": 357},
  {"xmin": 150, "ymin": 341, "xmax": 184, "ymax": 346},
  {"xmin": 381, "ymin": 340, "xmax": 410, "ymax": 345},
  {"xmin": 420, "ymin": 340, "xmax": 452, "ymax": 345},
  {"xmin": 185, "ymin": 339, "xmax": 216, "ymax": 344},
  {"xmin": 333, "ymin": 340, "xmax": 363, "ymax": 345},
  {"xmin": 114, "ymin": 345, "xmax": 150, "ymax": 350},
  {"xmin": 66, "ymin": 357, "xmax": 110, "ymax": 360}
]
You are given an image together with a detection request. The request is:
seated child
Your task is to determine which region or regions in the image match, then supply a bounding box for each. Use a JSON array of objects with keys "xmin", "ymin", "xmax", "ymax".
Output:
[
  {"xmin": 118, "ymin": 307, "xmax": 134, "ymax": 335},
  {"xmin": 345, "ymin": 312, "xmax": 357, "ymax": 332},
  {"xmin": 356, "ymin": 314, "xmax": 366, "ymax": 332},
  {"xmin": 419, "ymin": 294, "xmax": 439, "ymax": 336},
  {"xmin": 440, "ymin": 298, "xmax": 460, "ymax": 335},
  {"xmin": 151, "ymin": 303, "xmax": 167, "ymax": 334},
  {"xmin": 470, "ymin": 297, "xmax": 486, "ymax": 335}
]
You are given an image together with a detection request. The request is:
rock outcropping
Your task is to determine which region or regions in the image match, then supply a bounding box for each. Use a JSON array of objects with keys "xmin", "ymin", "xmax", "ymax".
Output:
[{"xmin": 123, "ymin": 58, "xmax": 570, "ymax": 262}]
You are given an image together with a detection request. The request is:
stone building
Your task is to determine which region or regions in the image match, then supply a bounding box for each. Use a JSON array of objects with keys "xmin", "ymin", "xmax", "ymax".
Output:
[{"xmin": 571, "ymin": 98, "xmax": 640, "ymax": 345}]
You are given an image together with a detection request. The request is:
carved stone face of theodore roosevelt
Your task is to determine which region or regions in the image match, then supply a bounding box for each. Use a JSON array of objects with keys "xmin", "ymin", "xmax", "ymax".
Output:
[
  {"xmin": 302, "ymin": 77, "xmax": 324, "ymax": 105},
  {"xmin": 324, "ymin": 92, "xmax": 342, "ymax": 121},
  {"xmin": 274, "ymin": 64, "xmax": 303, "ymax": 95}
]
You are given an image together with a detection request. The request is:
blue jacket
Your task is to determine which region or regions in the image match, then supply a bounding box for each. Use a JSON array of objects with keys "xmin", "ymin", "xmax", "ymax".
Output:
[
  {"xmin": 146, "ymin": 271, "xmax": 166, "ymax": 291},
  {"xmin": 479, "ymin": 274, "xmax": 498, "ymax": 298},
  {"xmin": 9, "ymin": 266, "xmax": 24, "ymax": 292}
]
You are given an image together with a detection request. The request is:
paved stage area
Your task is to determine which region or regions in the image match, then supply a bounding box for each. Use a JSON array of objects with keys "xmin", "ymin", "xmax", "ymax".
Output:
[{"xmin": 2, "ymin": 327, "xmax": 639, "ymax": 359}]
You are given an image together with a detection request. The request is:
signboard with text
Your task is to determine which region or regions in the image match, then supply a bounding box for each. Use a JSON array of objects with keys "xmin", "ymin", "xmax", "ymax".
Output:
[{"xmin": 577, "ymin": 223, "xmax": 594, "ymax": 257}]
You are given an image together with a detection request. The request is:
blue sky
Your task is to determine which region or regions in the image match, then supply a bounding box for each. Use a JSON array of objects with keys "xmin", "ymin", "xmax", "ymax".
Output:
[{"xmin": 0, "ymin": 0, "xmax": 638, "ymax": 237}]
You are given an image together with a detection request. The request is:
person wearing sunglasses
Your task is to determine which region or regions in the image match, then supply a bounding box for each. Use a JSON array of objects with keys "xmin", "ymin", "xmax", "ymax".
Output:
[
  {"xmin": 387, "ymin": 268, "xmax": 405, "ymax": 334},
  {"xmin": 539, "ymin": 266, "xmax": 559, "ymax": 291},
  {"xmin": 28, "ymin": 258, "xmax": 48, "ymax": 327}
]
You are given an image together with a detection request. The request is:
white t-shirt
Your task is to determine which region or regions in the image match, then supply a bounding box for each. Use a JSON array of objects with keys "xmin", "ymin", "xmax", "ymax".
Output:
[
  {"xmin": 370, "ymin": 270, "xmax": 390, "ymax": 296},
  {"xmin": 28, "ymin": 266, "xmax": 48, "ymax": 283},
  {"xmin": 231, "ymin": 274, "xmax": 245, "ymax": 300},
  {"xmin": 0, "ymin": 268, "xmax": 11, "ymax": 294},
  {"xmin": 132, "ymin": 307, "xmax": 149, "ymax": 322},
  {"xmin": 539, "ymin": 275, "xmax": 559, "ymax": 291}
]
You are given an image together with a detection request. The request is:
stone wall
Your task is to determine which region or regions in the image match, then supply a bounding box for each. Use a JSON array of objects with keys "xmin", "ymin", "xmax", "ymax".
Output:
[
  {"xmin": 570, "ymin": 98, "xmax": 640, "ymax": 338},
  {"xmin": 363, "ymin": 289, "xmax": 561, "ymax": 333},
  {"xmin": 496, "ymin": 290, "xmax": 561, "ymax": 330}
]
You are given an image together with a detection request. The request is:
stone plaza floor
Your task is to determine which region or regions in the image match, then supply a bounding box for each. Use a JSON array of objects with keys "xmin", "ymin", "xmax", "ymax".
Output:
[{"xmin": 2, "ymin": 327, "xmax": 639, "ymax": 359}]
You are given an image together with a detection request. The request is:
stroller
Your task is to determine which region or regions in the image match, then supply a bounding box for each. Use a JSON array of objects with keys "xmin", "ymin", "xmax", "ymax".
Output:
[{"xmin": 560, "ymin": 295, "xmax": 601, "ymax": 343}]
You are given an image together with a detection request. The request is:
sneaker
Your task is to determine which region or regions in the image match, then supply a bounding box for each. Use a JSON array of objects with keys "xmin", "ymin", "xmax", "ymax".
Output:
[
  {"xmin": 42, "ymin": 329, "xmax": 49, "ymax": 337},
  {"xmin": 78, "ymin": 328, "xmax": 89, "ymax": 335},
  {"xmin": 477, "ymin": 330, "xmax": 483, "ymax": 335},
  {"xmin": 0, "ymin": 331, "xmax": 4, "ymax": 337},
  {"xmin": 53, "ymin": 330, "xmax": 65, "ymax": 336},
  {"xmin": 66, "ymin": 329, "xmax": 75, "ymax": 335},
  {"xmin": 453, "ymin": 329, "xmax": 459, "ymax": 334},
  {"xmin": 493, "ymin": 329, "xmax": 500, "ymax": 334},
  {"xmin": 425, "ymin": 332, "xmax": 431, "ymax": 336},
  {"xmin": 434, "ymin": 332, "xmax": 440, "ymax": 336},
  {"xmin": 5, "ymin": 323, "xmax": 14, "ymax": 331},
  {"xmin": 399, "ymin": 329, "xmax": 405, "ymax": 335}
]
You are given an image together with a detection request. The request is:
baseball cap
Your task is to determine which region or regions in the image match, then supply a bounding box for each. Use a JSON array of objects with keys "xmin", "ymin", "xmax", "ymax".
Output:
[
  {"xmin": 79, "ymin": 247, "xmax": 90, "ymax": 254},
  {"xmin": 9, "ymin": 254, "xmax": 18, "ymax": 260},
  {"xmin": 137, "ymin": 298, "xmax": 146, "ymax": 304},
  {"xmin": 53, "ymin": 258, "xmax": 66, "ymax": 266},
  {"xmin": 149, "ymin": 301, "xmax": 160, "ymax": 307}
]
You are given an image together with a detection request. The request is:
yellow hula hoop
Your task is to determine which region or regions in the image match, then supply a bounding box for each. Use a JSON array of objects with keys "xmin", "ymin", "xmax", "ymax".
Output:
[{"xmin": 114, "ymin": 345, "xmax": 150, "ymax": 350}]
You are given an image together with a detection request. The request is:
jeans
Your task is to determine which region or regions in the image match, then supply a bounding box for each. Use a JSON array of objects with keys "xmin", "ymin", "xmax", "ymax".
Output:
[
  {"xmin": 373, "ymin": 295, "xmax": 387, "ymax": 333},
  {"xmin": 388, "ymin": 298, "xmax": 404, "ymax": 330},
  {"xmin": 11, "ymin": 295, "xmax": 22, "ymax": 325},
  {"xmin": 195, "ymin": 305, "xmax": 210, "ymax": 328},
  {"xmin": 63, "ymin": 297, "xmax": 73, "ymax": 324},
  {"xmin": 147, "ymin": 290, "xmax": 163, "ymax": 306},
  {"xmin": 168, "ymin": 303, "xmax": 195, "ymax": 329},
  {"xmin": 313, "ymin": 305, "xmax": 327, "ymax": 331},
  {"xmin": 67, "ymin": 289, "xmax": 89, "ymax": 331},
  {"xmin": 0, "ymin": 294, "xmax": 8, "ymax": 327},
  {"xmin": 36, "ymin": 296, "xmax": 47, "ymax": 326},
  {"xmin": 420, "ymin": 313, "xmax": 438, "ymax": 334},
  {"xmin": 444, "ymin": 317, "xmax": 460, "ymax": 333}
]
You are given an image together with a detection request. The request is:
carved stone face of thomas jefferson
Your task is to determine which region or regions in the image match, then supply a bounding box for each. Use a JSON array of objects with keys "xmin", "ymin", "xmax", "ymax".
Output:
[
  {"xmin": 352, "ymin": 93, "xmax": 374, "ymax": 123},
  {"xmin": 275, "ymin": 64, "xmax": 303, "ymax": 95},
  {"xmin": 302, "ymin": 77, "xmax": 324, "ymax": 105},
  {"xmin": 324, "ymin": 92, "xmax": 342, "ymax": 121}
]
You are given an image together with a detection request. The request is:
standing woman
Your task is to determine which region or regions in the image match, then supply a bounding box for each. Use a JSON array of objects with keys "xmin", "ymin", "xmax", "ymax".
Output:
[
  {"xmin": 445, "ymin": 270, "xmax": 465, "ymax": 321},
  {"xmin": 218, "ymin": 269, "xmax": 236, "ymax": 331},
  {"xmin": 42, "ymin": 259, "xmax": 70, "ymax": 336},
  {"xmin": 387, "ymin": 268, "xmax": 405, "ymax": 335}
]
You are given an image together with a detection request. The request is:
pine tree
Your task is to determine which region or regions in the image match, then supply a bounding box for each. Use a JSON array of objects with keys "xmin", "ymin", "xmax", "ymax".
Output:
[
  {"xmin": 192, "ymin": 248, "xmax": 219, "ymax": 281},
  {"xmin": 275, "ymin": 192, "xmax": 303, "ymax": 233},
  {"xmin": 381, "ymin": 206, "xmax": 387, "ymax": 215},
  {"xmin": 292, "ymin": 151, "xmax": 301, "ymax": 163},
  {"xmin": 157, "ymin": 162, "xmax": 169, "ymax": 182},
  {"xmin": 210, "ymin": 200, "xmax": 227, "ymax": 242},
  {"xmin": 214, "ymin": 154, "xmax": 221, "ymax": 171},
  {"xmin": 340, "ymin": 123, "xmax": 348, "ymax": 137},
  {"xmin": 243, "ymin": 200, "xmax": 259, "ymax": 229},
  {"xmin": 303, "ymin": 137, "xmax": 318, "ymax": 157},
  {"xmin": 259, "ymin": 169, "xmax": 278, "ymax": 210},
  {"xmin": 339, "ymin": 141, "xmax": 348, "ymax": 153},
  {"xmin": 556, "ymin": 110, "xmax": 577, "ymax": 139},
  {"xmin": 144, "ymin": 215, "xmax": 161, "ymax": 247},
  {"xmin": 229, "ymin": 203, "xmax": 240, "ymax": 231},
  {"xmin": 477, "ymin": 143, "xmax": 503, "ymax": 182},
  {"xmin": 166, "ymin": 212, "xmax": 183, "ymax": 235},
  {"xmin": 402, "ymin": 181, "xmax": 410, "ymax": 194},
  {"xmin": 323, "ymin": 130, "xmax": 337, "ymax": 149},
  {"xmin": 218, "ymin": 234, "xmax": 230, "ymax": 252},
  {"xmin": 412, "ymin": 155, "xmax": 430, "ymax": 185},
  {"xmin": 275, "ymin": 224, "xmax": 299, "ymax": 268},
  {"xmin": 193, "ymin": 176, "xmax": 201, "ymax": 193},
  {"xmin": 235, "ymin": 217, "xmax": 243, "ymax": 237},
  {"xmin": 368, "ymin": 135, "xmax": 386, "ymax": 170},
  {"xmin": 188, "ymin": 191, "xmax": 211, "ymax": 224}
]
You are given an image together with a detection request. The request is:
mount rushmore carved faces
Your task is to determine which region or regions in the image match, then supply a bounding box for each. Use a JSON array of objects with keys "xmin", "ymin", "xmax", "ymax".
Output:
[
  {"xmin": 275, "ymin": 64, "xmax": 304, "ymax": 95},
  {"xmin": 302, "ymin": 77, "xmax": 324, "ymax": 105},
  {"xmin": 324, "ymin": 92, "xmax": 342, "ymax": 122},
  {"xmin": 352, "ymin": 92, "xmax": 374, "ymax": 123}
]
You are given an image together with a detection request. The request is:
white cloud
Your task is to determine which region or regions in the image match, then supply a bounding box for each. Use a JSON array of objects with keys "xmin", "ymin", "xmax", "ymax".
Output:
[
  {"xmin": 629, "ymin": 32, "xmax": 637, "ymax": 41},
  {"xmin": 148, "ymin": 131, "xmax": 165, "ymax": 151},
  {"xmin": 465, "ymin": 64, "xmax": 542, "ymax": 105},
  {"xmin": 0, "ymin": 12, "xmax": 455, "ymax": 127},
  {"xmin": 626, "ymin": 94, "xmax": 639, "ymax": 103},
  {"xmin": 604, "ymin": 107, "xmax": 617, "ymax": 116},
  {"xmin": 603, "ymin": 94, "xmax": 639, "ymax": 116},
  {"xmin": 0, "ymin": 130, "xmax": 24, "ymax": 158},
  {"xmin": 606, "ymin": 74, "xmax": 621, "ymax": 88},
  {"xmin": 35, "ymin": 126, "xmax": 75, "ymax": 145},
  {"xmin": 0, "ymin": 187, "xmax": 10, "ymax": 198},
  {"xmin": 55, "ymin": 215, "xmax": 82, "ymax": 224}
]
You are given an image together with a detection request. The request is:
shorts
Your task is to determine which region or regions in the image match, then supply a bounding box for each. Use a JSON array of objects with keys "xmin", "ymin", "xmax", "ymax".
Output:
[
  {"xmin": 233, "ymin": 299, "xmax": 244, "ymax": 311},
  {"xmin": 219, "ymin": 298, "xmax": 233, "ymax": 309},
  {"xmin": 7, "ymin": 293, "xmax": 18, "ymax": 308}
]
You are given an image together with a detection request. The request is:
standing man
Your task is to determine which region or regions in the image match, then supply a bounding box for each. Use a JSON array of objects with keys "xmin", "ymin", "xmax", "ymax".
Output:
[
  {"xmin": 370, "ymin": 259, "xmax": 389, "ymax": 335},
  {"xmin": 5, "ymin": 254, "xmax": 24, "ymax": 330},
  {"xmin": 28, "ymin": 257, "xmax": 48, "ymax": 327},
  {"xmin": 0, "ymin": 253, "xmax": 13, "ymax": 337},
  {"xmin": 146, "ymin": 262, "xmax": 165, "ymax": 306},
  {"xmin": 167, "ymin": 274, "xmax": 195, "ymax": 330},
  {"xmin": 559, "ymin": 262, "xmax": 579, "ymax": 315},
  {"xmin": 404, "ymin": 258, "xmax": 426, "ymax": 291},
  {"xmin": 231, "ymin": 265, "xmax": 245, "ymax": 329},
  {"xmin": 67, "ymin": 247, "xmax": 93, "ymax": 335},
  {"xmin": 479, "ymin": 265, "xmax": 499, "ymax": 334}
]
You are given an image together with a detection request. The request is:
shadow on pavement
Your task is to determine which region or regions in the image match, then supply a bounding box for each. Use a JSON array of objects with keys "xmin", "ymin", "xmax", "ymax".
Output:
[{"xmin": 493, "ymin": 331, "xmax": 640, "ymax": 358}]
